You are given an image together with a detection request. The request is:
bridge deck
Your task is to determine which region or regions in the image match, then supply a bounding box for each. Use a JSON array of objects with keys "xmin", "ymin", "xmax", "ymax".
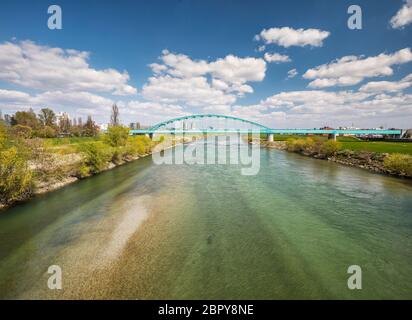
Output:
[{"xmin": 130, "ymin": 129, "xmax": 402, "ymax": 135}]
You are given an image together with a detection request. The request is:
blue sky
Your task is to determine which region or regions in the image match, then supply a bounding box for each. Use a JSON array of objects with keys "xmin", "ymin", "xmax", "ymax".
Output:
[{"xmin": 0, "ymin": 0, "xmax": 411, "ymax": 128}]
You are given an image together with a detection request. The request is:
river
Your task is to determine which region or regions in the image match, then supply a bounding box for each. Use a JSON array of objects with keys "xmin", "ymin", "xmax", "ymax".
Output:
[{"xmin": 0, "ymin": 141, "xmax": 411, "ymax": 299}]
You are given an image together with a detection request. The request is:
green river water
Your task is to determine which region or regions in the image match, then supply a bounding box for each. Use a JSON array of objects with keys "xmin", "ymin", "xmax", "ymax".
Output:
[{"xmin": 0, "ymin": 142, "xmax": 411, "ymax": 299}]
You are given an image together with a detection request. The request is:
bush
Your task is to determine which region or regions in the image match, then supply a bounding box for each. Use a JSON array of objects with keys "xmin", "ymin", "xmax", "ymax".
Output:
[
  {"xmin": 286, "ymin": 138, "xmax": 304, "ymax": 152},
  {"xmin": 0, "ymin": 146, "xmax": 33, "ymax": 204},
  {"xmin": 104, "ymin": 126, "xmax": 129, "ymax": 147},
  {"xmin": 11, "ymin": 124, "xmax": 32, "ymax": 139},
  {"xmin": 383, "ymin": 153, "xmax": 412, "ymax": 176},
  {"xmin": 0, "ymin": 122, "xmax": 8, "ymax": 150},
  {"xmin": 36, "ymin": 125, "xmax": 57, "ymax": 138},
  {"xmin": 320, "ymin": 140, "xmax": 341, "ymax": 157},
  {"xmin": 78, "ymin": 142, "xmax": 111, "ymax": 173},
  {"xmin": 286, "ymin": 138, "xmax": 315, "ymax": 153}
]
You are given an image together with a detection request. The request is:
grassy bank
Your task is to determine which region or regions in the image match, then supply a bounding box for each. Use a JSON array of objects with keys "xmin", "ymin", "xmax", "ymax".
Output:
[
  {"xmin": 0, "ymin": 123, "xmax": 164, "ymax": 208},
  {"xmin": 272, "ymin": 136, "xmax": 412, "ymax": 178},
  {"xmin": 270, "ymin": 134, "xmax": 412, "ymax": 155}
]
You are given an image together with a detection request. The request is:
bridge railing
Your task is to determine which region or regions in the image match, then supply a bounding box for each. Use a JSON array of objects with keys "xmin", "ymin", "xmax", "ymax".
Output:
[{"xmin": 129, "ymin": 129, "xmax": 402, "ymax": 135}]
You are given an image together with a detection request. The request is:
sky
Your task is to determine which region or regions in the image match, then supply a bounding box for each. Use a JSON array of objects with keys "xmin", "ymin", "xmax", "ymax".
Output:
[{"xmin": 0, "ymin": 0, "xmax": 411, "ymax": 128}]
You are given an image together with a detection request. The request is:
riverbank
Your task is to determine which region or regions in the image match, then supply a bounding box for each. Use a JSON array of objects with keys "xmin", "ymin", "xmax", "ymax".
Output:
[
  {"xmin": 0, "ymin": 135, "xmax": 193, "ymax": 211},
  {"xmin": 258, "ymin": 140, "xmax": 412, "ymax": 179}
]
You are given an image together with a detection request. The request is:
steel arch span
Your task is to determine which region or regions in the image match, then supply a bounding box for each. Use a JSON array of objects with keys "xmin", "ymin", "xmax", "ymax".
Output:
[{"xmin": 148, "ymin": 114, "xmax": 270, "ymax": 131}]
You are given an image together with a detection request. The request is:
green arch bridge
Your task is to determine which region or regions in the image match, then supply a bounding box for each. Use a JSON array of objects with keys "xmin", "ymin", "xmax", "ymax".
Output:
[{"xmin": 129, "ymin": 114, "xmax": 402, "ymax": 140}]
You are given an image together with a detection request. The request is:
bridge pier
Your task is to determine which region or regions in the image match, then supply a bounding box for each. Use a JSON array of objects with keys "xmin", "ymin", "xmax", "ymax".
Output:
[
  {"xmin": 268, "ymin": 133, "xmax": 274, "ymax": 142},
  {"xmin": 328, "ymin": 133, "xmax": 337, "ymax": 141}
]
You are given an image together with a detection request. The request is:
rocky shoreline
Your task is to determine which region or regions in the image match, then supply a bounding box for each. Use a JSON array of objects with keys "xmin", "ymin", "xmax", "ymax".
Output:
[
  {"xmin": 258, "ymin": 140, "xmax": 412, "ymax": 179},
  {"xmin": 0, "ymin": 138, "xmax": 191, "ymax": 211}
]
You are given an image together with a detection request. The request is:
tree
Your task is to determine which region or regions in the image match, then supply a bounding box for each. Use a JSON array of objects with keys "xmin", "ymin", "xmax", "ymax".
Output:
[
  {"xmin": 110, "ymin": 103, "xmax": 120, "ymax": 127},
  {"xmin": 37, "ymin": 126, "xmax": 57, "ymax": 138},
  {"xmin": 58, "ymin": 113, "xmax": 71, "ymax": 135},
  {"xmin": 104, "ymin": 126, "xmax": 129, "ymax": 147},
  {"xmin": 38, "ymin": 108, "xmax": 56, "ymax": 127},
  {"xmin": 83, "ymin": 115, "xmax": 99, "ymax": 137},
  {"xmin": 12, "ymin": 109, "xmax": 40, "ymax": 129}
]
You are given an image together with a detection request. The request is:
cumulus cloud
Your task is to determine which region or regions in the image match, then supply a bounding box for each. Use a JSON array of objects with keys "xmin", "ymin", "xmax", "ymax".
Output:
[
  {"xmin": 151, "ymin": 50, "xmax": 266, "ymax": 85},
  {"xmin": 390, "ymin": 0, "xmax": 412, "ymax": 29},
  {"xmin": 142, "ymin": 50, "xmax": 266, "ymax": 108},
  {"xmin": 0, "ymin": 40, "xmax": 137, "ymax": 95},
  {"xmin": 287, "ymin": 68, "xmax": 298, "ymax": 79},
  {"xmin": 360, "ymin": 74, "xmax": 412, "ymax": 93},
  {"xmin": 142, "ymin": 75, "xmax": 236, "ymax": 107},
  {"xmin": 264, "ymin": 52, "xmax": 291, "ymax": 63},
  {"xmin": 230, "ymin": 89, "xmax": 412, "ymax": 128},
  {"xmin": 255, "ymin": 27, "xmax": 330, "ymax": 48},
  {"xmin": 0, "ymin": 88, "xmax": 114, "ymax": 116},
  {"xmin": 303, "ymin": 48, "xmax": 412, "ymax": 88}
]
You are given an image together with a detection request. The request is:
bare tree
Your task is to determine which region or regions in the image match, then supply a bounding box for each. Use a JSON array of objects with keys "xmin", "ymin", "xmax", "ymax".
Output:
[{"xmin": 110, "ymin": 104, "xmax": 120, "ymax": 126}]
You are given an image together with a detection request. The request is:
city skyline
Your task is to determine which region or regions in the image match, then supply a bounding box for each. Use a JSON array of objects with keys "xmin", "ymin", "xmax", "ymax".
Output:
[{"xmin": 0, "ymin": 0, "xmax": 412, "ymax": 128}]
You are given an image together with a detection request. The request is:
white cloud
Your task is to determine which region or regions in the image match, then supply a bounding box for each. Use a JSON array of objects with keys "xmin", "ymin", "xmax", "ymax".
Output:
[
  {"xmin": 141, "ymin": 51, "xmax": 266, "ymax": 108},
  {"xmin": 209, "ymin": 55, "xmax": 266, "ymax": 84},
  {"xmin": 142, "ymin": 75, "xmax": 236, "ymax": 107},
  {"xmin": 159, "ymin": 50, "xmax": 210, "ymax": 78},
  {"xmin": 303, "ymin": 48, "xmax": 412, "ymax": 88},
  {"xmin": 0, "ymin": 88, "xmax": 114, "ymax": 116},
  {"xmin": 257, "ymin": 45, "xmax": 266, "ymax": 52},
  {"xmin": 390, "ymin": 0, "xmax": 412, "ymax": 29},
  {"xmin": 124, "ymin": 100, "xmax": 189, "ymax": 125},
  {"xmin": 360, "ymin": 74, "xmax": 412, "ymax": 93},
  {"xmin": 0, "ymin": 40, "xmax": 137, "ymax": 95},
  {"xmin": 229, "ymin": 89, "xmax": 412, "ymax": 128},
  {"xmin": 0, "ymin": 89, "xmax": 31, "ymax": 104},
  {"xmin": 264, "ymin": 52, "xmax": 291, "ymax": 63},
  {"xmin": 256, "ymin": 27, "xmax": 330, "ymax": 48},
  {"xmin": 287, "ymin": 68, "xmax": 298, "ymax": 79}
]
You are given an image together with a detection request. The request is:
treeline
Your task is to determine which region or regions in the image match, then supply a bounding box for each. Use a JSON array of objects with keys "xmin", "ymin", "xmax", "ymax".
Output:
[
  {"xmin": 0, "ymin": 107, "xmax": 99, "ymax": 138},
  {"xmin": 0, "ymin": 105, "xmax": 160, "ymax": 208}
]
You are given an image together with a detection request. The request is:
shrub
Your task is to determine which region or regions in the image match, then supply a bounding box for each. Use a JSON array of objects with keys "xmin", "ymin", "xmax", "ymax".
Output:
[
  {"xmin": 320, "ymin": 140, "xmax": 341, "ymax": 157},
  {"xmin": 104, "ymin": 126, "xmax": 129, "ymax": 147},
  {"xmin": 78, "ymin": 142, "xmax": 111, "ymax": 173},
  {"xmin": 36, "ymin": 125, "xmax": 57, "ymax": 138},
  {"xmin": 286, "ymin": 138, "xmax": 310, "ymax": 153},
  {"xmin": 383, "ymin": 153, "xmax": 412, "ymax": 176},
  {"xmin": 0, "ymin": 146, "xmax": 33, "ymax": 204},
  {"xmin": 0, "ymin": 122, "xmax": 8, "ymax": 150},
  {"xmin": 11, "ymin": 124, "xmax": 32, "ymax": 139}
]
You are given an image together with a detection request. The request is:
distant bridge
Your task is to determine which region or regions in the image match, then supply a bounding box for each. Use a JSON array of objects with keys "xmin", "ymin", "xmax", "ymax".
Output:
[{"xmin": 129, "ymin": 114, "xmax": 402, "ymax": 140}]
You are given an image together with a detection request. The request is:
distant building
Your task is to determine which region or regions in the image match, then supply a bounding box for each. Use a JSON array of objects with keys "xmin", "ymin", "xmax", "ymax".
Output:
[
  {"xmin": 56, "ymin": 112, "xmax": 70, "ymax": 126},
  {"xmin": 98, "ymin": 123, "xmax": 109, "ymax": 132}
]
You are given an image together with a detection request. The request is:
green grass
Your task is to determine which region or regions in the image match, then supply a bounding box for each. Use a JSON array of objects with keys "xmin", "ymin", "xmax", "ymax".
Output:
[
  {"xmin": 339, "ymin": 141, "xmax": 412, "ymax": 155},
  {"xmin": 45, "ymin": 136, "xmax": 101, "ymax": 146},
  {"xmin": 271, "ymin": 134, "xmax": 412, "ymax": 155}
]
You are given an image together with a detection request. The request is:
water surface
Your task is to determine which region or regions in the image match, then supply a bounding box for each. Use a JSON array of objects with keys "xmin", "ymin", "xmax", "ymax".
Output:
[{"xmin": 0, "ymin": 143, "xmax": 411, "ymax": 299}]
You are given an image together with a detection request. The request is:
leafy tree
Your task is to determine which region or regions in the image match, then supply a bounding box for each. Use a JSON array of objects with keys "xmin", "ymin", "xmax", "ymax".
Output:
[
  {"xmin": 37, "ymin": 125, "xmax": 57, "ymax": 138},
  {"xmin": 104, "ymin": 125, "xmax": 129, "ymax": 147},
  {"xmin": 12, "ymin": 109, "xmax": 40, "ymax": 129},
  {"xmin": 38, "ymin": 108, "xmax": 56, "ymax": 127}
]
